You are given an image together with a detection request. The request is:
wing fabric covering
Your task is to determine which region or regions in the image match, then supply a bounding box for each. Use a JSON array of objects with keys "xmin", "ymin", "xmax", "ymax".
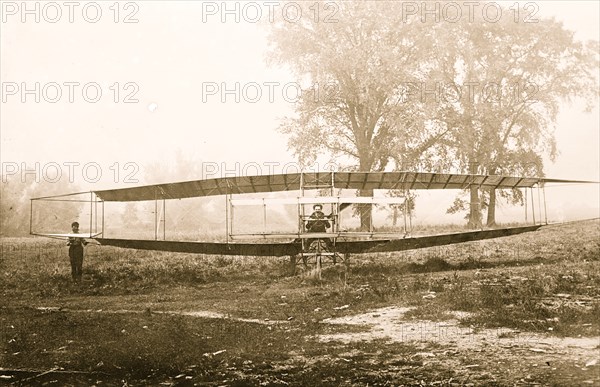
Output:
[
  {"xmin": 92, "ymin": 172, "xmax": 595, "ymax": 202},
  {"xmin": 95, "ymin": 225, "xmax": 542, "ymax": 256},
  {"xmin": 33, "ymin": 233, "xmax": 101, "ymax": 238},
  {"xmin": 95, "ymin": 239, "xmax": 300, "ymax": 256},
  {"xmin": 336, "ymin": 225, "xmax": 542, "ymax": 253}
]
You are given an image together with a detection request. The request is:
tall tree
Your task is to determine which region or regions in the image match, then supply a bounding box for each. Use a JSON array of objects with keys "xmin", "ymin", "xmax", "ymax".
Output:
[
  {"xmin": 431, "ymin": 3, "xmax": 599, "ymax": 227},
  {"xmin": 268, "ymin": 1, "xmax": 446, "ymax": 229}
]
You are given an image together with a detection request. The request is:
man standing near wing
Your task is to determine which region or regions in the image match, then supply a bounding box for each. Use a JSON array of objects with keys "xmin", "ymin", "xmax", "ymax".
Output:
[{"xmin": 67, "ymin": 221, "xmax": 88, "ymax": 283}]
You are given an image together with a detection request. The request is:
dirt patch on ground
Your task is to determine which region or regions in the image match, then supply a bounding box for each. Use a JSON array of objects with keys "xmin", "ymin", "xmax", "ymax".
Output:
[
  {"xmin": 35, "ymin": 306, "xmax": 289, "ymax": 325},
  {"xmin": 319, "ymin": 306, "xmax": 597, "ymax": 349},
  {"xmin": 316, "ymin": 306, "xmax": 600, "ymax": 377}
]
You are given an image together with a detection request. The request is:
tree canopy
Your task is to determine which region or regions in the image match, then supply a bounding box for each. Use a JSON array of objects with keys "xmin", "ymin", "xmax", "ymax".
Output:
[
  {"xmin": 429, "ymin": 5, "xmax": 599, "ymax": 226},
  {"xmin": 268, "ymin": 1, "xmax": 448, "ymax": 172}
]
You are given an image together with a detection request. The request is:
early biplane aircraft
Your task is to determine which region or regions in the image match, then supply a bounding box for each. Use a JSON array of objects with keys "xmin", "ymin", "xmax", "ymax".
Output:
[{"xmin": 30, "ymin": 171, "xmax": 597, "ymax": 272}]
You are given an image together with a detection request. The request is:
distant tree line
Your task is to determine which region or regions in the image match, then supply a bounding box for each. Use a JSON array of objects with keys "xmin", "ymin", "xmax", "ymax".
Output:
[{"xmin": 1, "ymin": 176, "xmax": 82, "ymax": 237}]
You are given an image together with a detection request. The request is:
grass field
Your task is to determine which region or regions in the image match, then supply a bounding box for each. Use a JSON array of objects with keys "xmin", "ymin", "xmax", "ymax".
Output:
[{"xmin": 1, "ymin": 220, "xmax": 599, "ymax": 385}]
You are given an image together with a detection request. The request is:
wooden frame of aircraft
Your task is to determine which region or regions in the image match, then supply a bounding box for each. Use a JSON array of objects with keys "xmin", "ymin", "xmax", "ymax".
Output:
[{"xmin": 30, "ymin": 171, "xmax": 597, "ymax": 272}]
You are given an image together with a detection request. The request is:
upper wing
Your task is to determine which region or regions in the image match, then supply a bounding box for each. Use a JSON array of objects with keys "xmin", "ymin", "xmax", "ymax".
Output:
[{"xmin": 89, "ymin": 172, "xmax": 598, "ymax": 202}]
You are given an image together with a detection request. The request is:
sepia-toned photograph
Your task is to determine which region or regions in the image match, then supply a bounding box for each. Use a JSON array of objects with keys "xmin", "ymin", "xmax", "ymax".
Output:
[{"xmin": 1, "ymin": 1, "xmax": 599, "ymax": 385}]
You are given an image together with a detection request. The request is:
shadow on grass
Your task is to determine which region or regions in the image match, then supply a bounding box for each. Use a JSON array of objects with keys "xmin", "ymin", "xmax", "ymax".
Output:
[{"xmin": 351, "ymin": 255, "xmax": 556, "ymax": 277}]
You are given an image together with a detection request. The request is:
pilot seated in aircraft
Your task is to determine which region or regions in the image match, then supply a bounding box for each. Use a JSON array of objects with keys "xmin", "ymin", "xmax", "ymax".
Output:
[
  {"xmin": 306, "ymin": 204, "xmax": 331, "ymax": 233},
  {"xmin": 305, "ymin": 204, "xmax": 332, "ymax": 252}
]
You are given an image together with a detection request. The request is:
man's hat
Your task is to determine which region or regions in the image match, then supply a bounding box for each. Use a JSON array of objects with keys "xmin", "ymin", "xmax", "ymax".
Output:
[{"xmin": 313, "ymin": 204, "xmax": 323, "ymax": 210}]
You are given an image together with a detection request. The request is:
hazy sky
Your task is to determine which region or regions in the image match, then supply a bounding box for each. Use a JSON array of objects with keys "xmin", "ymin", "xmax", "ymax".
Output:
[{"xmin": 1, "ymin": 0, "xmax": 598, "ymax": 204}]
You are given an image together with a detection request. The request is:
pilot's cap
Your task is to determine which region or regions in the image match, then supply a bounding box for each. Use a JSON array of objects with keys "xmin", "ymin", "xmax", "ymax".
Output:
[{"xmin": 313, "ymin": 204, "xmax": 323, "ymax": 210}]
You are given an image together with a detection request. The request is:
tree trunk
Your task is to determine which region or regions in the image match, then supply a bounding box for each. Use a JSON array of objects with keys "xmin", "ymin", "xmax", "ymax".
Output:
[
  {"xmin": 357, "ymin": 154, "xmax": 374, "ymax": 231},
  {"xmin": 467, "ymin": 186, "xmax": 482, "ymax": 229},
  {"xmin": 486, "ymin": 166, "xmax": 498, "ymax": 227},
  {"xmin": 487, "ymin": 189, "xmax": 497, "ymax": 227},
  {"xmin": 359, "ymin": 188, "xmax": 373, "ymax": 231},
  {"xmin": 467, "ymin": 161, "xmax": 482, "ymax": 229},
  {"xmin": 392, "ymin": 206, "xmax": 398, "ymax": 227}
]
